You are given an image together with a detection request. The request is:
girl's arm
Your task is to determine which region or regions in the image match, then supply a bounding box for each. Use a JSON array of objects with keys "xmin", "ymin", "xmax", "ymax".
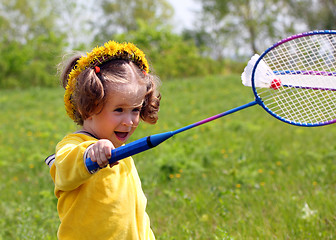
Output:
[{"xmin": 52, "ymin": 138, "xmax": 97, "ymax": 192}]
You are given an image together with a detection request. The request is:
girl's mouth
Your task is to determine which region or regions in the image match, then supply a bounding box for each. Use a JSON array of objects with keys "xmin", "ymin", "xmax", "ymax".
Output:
[{"xmin": 115, "ymin": 131, "xmax": 129, "ymax": 141}]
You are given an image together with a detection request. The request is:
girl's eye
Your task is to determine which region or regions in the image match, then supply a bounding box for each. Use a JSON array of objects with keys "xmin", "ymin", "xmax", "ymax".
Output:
[
  {"xmin": 114, "ymin": 108, "xmax": 123, "ymax": 112},
  {"xmin": 132, "ymin": 108, "xmax": 141, "ymax": 112}
]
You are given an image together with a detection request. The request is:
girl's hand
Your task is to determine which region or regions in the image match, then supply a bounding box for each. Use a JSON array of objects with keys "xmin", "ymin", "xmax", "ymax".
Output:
[{"xmin": 88, "ymin": 139, "xmax": 119, "ymax": 168}]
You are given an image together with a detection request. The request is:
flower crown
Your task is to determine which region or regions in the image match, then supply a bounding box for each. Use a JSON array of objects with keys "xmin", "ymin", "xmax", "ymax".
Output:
[{"xmin": 64, "ymin": 41, "xmax": 149, "ymax": 121}]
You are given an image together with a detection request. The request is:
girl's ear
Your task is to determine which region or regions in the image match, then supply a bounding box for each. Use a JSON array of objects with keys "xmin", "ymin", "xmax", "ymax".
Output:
[
  {"xmin": 85, "ymin": 115, "xmax": 93, "ymax": 121},
  {"xmin": 80, "ymin": 107, "xmax": 93, "ymax": 122},
  {"xmin": 82, "ymin": 116, "xmax": 93, "ymax": 128}
]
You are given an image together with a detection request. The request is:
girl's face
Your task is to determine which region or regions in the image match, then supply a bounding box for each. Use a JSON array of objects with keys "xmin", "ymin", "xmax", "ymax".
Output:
[{"xmin": 83, "ymin": 83, "xmax": 146, "ymax": 148}]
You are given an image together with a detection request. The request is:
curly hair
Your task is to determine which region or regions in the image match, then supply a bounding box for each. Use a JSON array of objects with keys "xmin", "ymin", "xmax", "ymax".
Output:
[{"xmin": 60, "ymin": 55, "xmax": 161, "ymax": 126}]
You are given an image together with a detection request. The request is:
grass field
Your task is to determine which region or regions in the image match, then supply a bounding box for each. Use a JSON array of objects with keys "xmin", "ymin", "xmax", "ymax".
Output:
[{"xmin": 0, "ymin": 75, "xmax": 335, "ymax": 239}]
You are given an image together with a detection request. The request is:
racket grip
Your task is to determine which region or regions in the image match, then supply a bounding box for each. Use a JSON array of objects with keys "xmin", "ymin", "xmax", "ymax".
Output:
[{"xmin": 85, "ymin": 131, "xmax": 174, "ymax": 172}]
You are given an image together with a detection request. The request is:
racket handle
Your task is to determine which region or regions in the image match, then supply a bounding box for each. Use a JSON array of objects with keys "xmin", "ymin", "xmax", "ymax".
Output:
[{"xmin": 85, "ymin": 131, "xmax": 174, "ymax": 172}]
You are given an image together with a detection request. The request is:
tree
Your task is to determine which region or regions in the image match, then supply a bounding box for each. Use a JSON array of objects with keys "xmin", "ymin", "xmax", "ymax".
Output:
[
  {"xmin": 0, "ymin": 0, "xmax": 66, "ymax": 88},
  {"xmin": 196, "ymin": 0, "xmax": 299, "ymax": 59},
  {"xmin": 286, "ymin": 0, "xmax": 336, "ymax": 30},
  {"xmin": 114, "ymin": 20, "xmax": 220, "ymax": 79},
  {"xmin": 0, "ymin": 0, "xmax": 61, "ymax": 43},
  {"xmin": 94, "ymin": 0, "xmax": 174, "ymax": 42}
]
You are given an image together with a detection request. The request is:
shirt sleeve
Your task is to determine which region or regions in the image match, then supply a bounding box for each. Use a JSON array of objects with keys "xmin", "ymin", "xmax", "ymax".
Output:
[{"xmin": 53, "ymin": 135, "xmax": 97, "ymax": 192}]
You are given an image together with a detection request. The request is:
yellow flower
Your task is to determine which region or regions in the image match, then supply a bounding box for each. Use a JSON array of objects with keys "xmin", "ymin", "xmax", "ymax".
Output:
[{"xmin": 201, "ymin": 214, "xmax": 209, "ymax": 222}]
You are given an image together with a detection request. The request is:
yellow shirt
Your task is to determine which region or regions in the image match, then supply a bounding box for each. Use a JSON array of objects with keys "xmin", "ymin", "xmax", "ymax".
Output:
[{"xmin": 50, "ymin": 133, "xmax": 155, "ymax": 240}]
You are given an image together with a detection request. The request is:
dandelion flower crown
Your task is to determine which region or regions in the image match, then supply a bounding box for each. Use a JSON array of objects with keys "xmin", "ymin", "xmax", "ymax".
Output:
[{"xmin": 64, "ymin": 41, "xmax": 149, "ymax": 120}]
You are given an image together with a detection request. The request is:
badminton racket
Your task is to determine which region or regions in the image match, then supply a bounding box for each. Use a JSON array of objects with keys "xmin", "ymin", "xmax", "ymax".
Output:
[{"xmin": 85, "ymin": 30, "xmax": 336, "ymax": 173}]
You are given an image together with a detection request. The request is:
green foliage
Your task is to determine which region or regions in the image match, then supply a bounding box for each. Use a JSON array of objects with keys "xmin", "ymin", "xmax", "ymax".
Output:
[
  {"xmin": 286, "ymin": 0, "xmax": 336, "ymax": 30},
  {"xmin": 197, "ymin": 0, "xmax": 299, "ymax": 57},
  {"xmin": 97, "ymin": 0, "xmax": 174, "ymax": 39},
  {"xmin": 0, "ymin": 0, "xmax": 66, "ymax": 89},
  {"xmin": 0, "ymin": 0, "xmax": 60, "ymax": 40},
  {"xmin": 113, "ymin": 21, "xmax": 241, "ymax": 80},
  {"xmin": 0, "ymin": 75, "xmax": 335, "ymax": 239},
  {"xmin": 0, "ymin": 33, "xmax": 65, "ymax": 88}
]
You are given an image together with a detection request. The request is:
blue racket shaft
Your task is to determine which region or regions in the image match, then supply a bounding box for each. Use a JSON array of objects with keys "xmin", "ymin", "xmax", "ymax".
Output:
[
  {"xmin": 85, "ymin": 101, "xmax": 257, "ymax": 172},
  {"xmin": 85, "ymin": 131, "xmax": 175, "ymax": 172}
]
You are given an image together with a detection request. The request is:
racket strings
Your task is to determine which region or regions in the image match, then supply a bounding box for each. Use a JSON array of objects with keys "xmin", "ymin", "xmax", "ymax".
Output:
[
  {"xmin": 272, "ymin": 89, "xmax": 330, "ymax": 123},
  {"xmin": 256, "ymin": 33, "xmax": 336, "ymax": 125}
]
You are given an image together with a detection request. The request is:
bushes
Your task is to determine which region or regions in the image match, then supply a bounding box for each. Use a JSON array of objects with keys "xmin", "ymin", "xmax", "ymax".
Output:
[
  {"xmin": 113, "ymin": 21, "xmax": 243, "ymax": 80},
  {"xmin": 0, "ymin": 33, "xmax": 65, "ymax": 88},
  {"xmin": 0, "ymin": 24, "xmax": 246, "ymax": 88}
]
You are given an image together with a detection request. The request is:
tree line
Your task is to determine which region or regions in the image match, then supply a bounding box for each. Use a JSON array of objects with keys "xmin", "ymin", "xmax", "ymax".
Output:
[{"xmin": 0, "ymin": 0, "xmax": 335, "ymax": 88}]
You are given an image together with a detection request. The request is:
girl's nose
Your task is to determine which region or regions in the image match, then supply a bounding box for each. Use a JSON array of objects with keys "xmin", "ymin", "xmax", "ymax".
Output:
[{"xmin": 122, "ymin": 114, "xmax": 134, "ymax": 127}]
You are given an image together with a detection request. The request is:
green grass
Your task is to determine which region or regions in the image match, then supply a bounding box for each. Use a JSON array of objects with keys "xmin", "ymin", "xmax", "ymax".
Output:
[{"xmin": 0, "ymin": 75, "xmax": 335, "ymax": 239}]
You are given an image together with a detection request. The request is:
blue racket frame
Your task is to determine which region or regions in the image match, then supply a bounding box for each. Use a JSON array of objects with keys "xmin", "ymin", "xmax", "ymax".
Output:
[{"xmin": 251, "ymin": 30, "xmax": 336, "ymax": 127}]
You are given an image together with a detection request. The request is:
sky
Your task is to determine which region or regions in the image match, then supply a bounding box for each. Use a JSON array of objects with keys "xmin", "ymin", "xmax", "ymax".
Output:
[{"xmin": 167, "ymin": 0, "xmax": 201, "ymax": 31}]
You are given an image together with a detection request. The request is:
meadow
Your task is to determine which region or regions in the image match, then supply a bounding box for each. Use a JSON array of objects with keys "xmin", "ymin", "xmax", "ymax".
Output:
[{"xmin": 0, "ymin": 75, "xmax": 335, "ymax": 239}]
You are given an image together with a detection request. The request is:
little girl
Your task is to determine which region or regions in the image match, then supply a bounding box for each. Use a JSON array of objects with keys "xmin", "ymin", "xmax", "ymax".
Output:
[{"xmin": 45, "ymin": 41, "xmax": 160, "ymax": 239}]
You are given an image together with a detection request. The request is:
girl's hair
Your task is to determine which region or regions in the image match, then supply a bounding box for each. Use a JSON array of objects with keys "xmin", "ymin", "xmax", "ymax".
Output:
[{"xmin": 60, "ymin": 54, "xmax": 161, "ymax": 126}]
